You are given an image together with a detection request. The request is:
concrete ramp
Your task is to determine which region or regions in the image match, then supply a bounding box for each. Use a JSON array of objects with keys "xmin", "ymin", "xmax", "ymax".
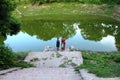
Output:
[
  {"xmin": 0, "ymin": 51, "xmax": 83, "ymax": 80},
  {"xmin": 24, "ymin": 51, "xmax": 83, "ymax": 68}
]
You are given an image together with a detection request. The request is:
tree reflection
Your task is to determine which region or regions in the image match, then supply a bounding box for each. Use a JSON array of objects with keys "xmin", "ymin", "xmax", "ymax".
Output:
[
  {"xmin": 78, "ymin": 16, "xmax": 120, "ymax": 51},
  {"xmin": 21, "ymin": 15, "xmax": 120, "ymax": 51},
  {"xmin": 21, "ymin": 20, "xmax": 76, "ymax": 41},
  {"xmin": 114, "ymin": 28, "xmax": 120, "ymax": 51}
]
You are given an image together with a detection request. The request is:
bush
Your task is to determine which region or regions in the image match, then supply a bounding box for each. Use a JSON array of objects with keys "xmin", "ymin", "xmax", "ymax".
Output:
[
  {"xmin": 113, "ymin": 55, "xmax": 120, "ymax": 63},
  {"xmin": 0, "ymin": 45, "xmax": 34, "ymax": 70},
  {"xmin": 0, "ymin": 45, "xmax": 16, "ymax": 70}
]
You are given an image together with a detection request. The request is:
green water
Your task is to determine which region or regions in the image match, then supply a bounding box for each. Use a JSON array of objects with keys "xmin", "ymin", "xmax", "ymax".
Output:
[{"xmin": 3, "ymin": 15, "xmax": 120, "ymax": 52}]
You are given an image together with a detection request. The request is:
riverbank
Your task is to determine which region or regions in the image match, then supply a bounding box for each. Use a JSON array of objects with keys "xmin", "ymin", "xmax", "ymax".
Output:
[{"xmin": 13, "ymin": 2, "xmax": 120, "ymax": 21}]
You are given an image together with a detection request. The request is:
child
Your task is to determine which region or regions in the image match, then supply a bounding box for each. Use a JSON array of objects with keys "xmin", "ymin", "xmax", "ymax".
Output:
[
  {"xmin": 61, "ymin": 37, "xmax": 66, "ymax": 50},
  {"xmin": 56, "ymin": 38, "xmax": 60, "ymax": 51}
]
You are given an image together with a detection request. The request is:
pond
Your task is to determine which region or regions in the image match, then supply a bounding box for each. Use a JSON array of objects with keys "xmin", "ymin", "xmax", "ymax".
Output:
[{"xmin": 3, "ymin": 15, "xmax": 120, "ymax": 52}]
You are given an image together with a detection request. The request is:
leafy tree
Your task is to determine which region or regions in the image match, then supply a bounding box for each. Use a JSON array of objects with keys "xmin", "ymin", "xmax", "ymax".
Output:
[
  {"xmin": 0, "ymin": 0, "xmax": 20, "ymax": 37},
  {"xmin": 0, "ymin": 0, "xmax": 21, "ymax": 70}
]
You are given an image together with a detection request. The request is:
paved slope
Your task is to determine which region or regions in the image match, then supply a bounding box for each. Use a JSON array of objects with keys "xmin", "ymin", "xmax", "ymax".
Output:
[
  {"xmin": 24, "ymin": 51, "xmax": 83, "ymax": 68},
  {"xmin": 0, "ymin": 51, "xmax": 83, "ymax": 80},
  {"xmin": 0, "ymin": 68, "xmax": 82, "ymax": 80}
]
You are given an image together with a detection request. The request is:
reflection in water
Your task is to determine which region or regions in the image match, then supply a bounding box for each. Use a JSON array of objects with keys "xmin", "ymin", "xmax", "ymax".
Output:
[
  {"xmin": 4, "ymin": 32, "xmax": 55, "ymax": 52},
  {"xmin": 3, "ymin": 15, "xmax": 120, "ymax": 52},
  {"xmin": 4, "ymin": 27, "xmax": 117, "ymax": 52},
  {"xmin": 100, "ymin": 35, "xmax": 116, "ymax": 51},
  {"xmin": 78, "ymin": 16, "xmax": 120, "ymax": 51},
  {"xmin": 21, "ymin": 20, "xmax": 76, "ymax": 40}
]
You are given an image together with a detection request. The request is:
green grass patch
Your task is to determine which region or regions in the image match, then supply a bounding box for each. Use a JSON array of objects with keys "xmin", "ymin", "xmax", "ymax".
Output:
[
  {"xmin": 30, "ymin": 58, "xmax": 40, "ymax": 62},
  {"xmin": 15, "ymin": 61, "xmax": 34, "ymax": 68},
  {"xmin": 75, "ymin": 51, "xmax": 120, "ymax": 78},
  {"xmin": 13, "ymin": 2, "xmax": 115, "ymax": 18},
  {"xmin": 56, "ymin": 52, "xmax": 62, "ymax": 58},
  {"xmin": 14, "ymin": 52, "xmax": 34, "ymax": 68},
  {"xmin": 14, "ymin": 52, "xmax": 28, "ymax": 61},
  {"xmin": 59, "ymin": 63, "xmax": 66, "ymax": 68}
]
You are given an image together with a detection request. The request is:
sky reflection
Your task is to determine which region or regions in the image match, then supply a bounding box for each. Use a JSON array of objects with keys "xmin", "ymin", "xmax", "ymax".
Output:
[{"xmin": 4, "ymin": 28, "xmax": 117, "ymax": 52}]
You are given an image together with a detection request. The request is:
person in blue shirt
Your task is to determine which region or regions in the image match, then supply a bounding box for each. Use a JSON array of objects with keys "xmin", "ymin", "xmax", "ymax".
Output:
[{"xmin": 56, "ymin": 38, "xmax": 60, "ymax": 51}]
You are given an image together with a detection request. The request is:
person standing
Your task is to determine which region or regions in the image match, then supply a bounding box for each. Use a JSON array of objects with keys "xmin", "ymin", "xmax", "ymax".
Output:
[
  {"xmin": 61, "ymin": 37, "xmax": 66, "ymax": 50},
  {"xmin": 56, "ymin": 38, "xmax": 60, "ymax": 51}
]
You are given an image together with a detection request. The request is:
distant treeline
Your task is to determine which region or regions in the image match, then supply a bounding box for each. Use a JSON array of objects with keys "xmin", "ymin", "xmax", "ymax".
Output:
[{"xmin": 29, "ymin": 0, "xmax": 120, "ymax": 5}]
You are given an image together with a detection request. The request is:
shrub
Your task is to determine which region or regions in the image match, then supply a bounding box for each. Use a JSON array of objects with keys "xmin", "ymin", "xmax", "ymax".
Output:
[
  {"xmin": 0, "ymin": 45, "xmax": 16, "ymax": 70},
  {"xmin": 113, "ymin": 56, "xmax": 120, "ymax": 63},
  {"xmin": 0, "ymin": 45, "xmax": 34, "ymax": 70}
]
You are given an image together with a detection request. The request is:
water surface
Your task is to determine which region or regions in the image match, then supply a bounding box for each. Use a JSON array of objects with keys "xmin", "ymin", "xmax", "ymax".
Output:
[{"xmin": 4, "ymin": 15, "xmax": 120, "ymax": 52}]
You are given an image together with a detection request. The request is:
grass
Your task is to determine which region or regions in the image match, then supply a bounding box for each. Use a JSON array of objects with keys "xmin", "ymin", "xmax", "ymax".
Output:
[
  {"xmin": 59, "ymin": 63, "xmax": 66, "ymax": 68},
  {"xmin": 75, "ymin": 51, "xmax": 120, "ymax": 78},
  {"xmin": 12, "ymin": 2, "xmax": 116, "ymax": 18},
  {"xmin": 14, "ymin": 52, "xmax": 34, "ymax": 68},
  {"xmin": 15, "ymin": 61, "xmax": 34, "ymax": 68},
  {"xmin": 56, "ymin": 52, "xmax": 62, "ymax": 58},
  {"xmin": 14, "ymin": 52, "xmax": 28, "ymax": 61},
  {"xmin": 30, "ymin": 58, "xmax": 40, "ymax": 62}
]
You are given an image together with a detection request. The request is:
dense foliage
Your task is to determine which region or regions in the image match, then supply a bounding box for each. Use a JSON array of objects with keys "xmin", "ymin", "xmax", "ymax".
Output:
[
  {"xmin": 0, "ymin": 46, "xmax": 34, "ymax": 70},
  {"xmin": 75, "ymin": 51, "xmax": 120, "ymax": 77},
  {"xmin": 30, "ymin": 0, "xmax": 120, "ymax": 5},
  {"xmin": 0, "ymin": 0, "xmax": 33, "ymax": 70},
  {"xmin": 0, "ymin": 0, "xmax": 20, "ymax": 37},
  {"xmin": 0, "ymin": 46, "xmax": 16, "ymax": 70}
]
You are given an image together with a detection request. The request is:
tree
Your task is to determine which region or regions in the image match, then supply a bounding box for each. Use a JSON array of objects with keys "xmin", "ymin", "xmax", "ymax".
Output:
[
  {"xmin": 0, "ymin": 0, "xmax": 20, "ymax": 70},
  {"xmin": 0, "ymin": 0, "xmax": 20, "ymax": 37}
]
